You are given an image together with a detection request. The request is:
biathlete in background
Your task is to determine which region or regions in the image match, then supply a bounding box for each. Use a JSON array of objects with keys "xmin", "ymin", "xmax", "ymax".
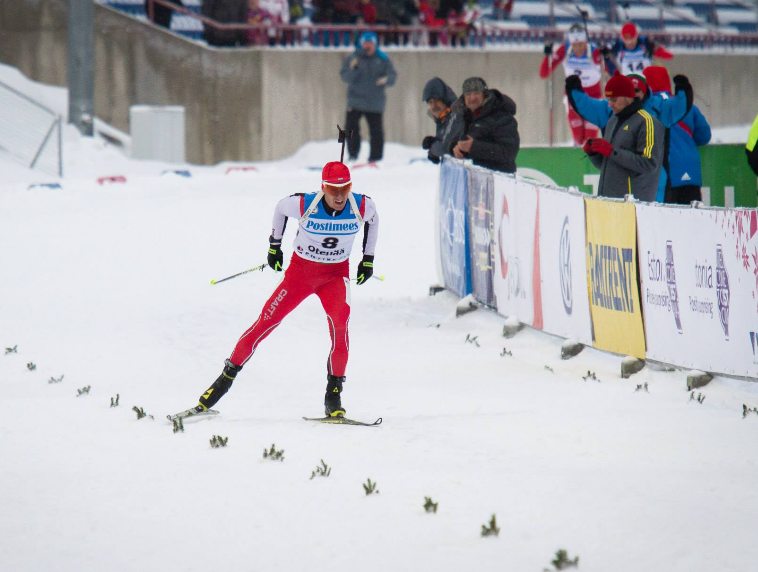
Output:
[
  {"xmin": 194, "ymin": 161, "xmax": 379, "ymax": 418},
  {"xmin": 606, "ymin": 22, "xmax": 673, "ymax": 76},
  {"xmin": 540, "ymin": 23, "xmax": 612, "ymax": 146}
]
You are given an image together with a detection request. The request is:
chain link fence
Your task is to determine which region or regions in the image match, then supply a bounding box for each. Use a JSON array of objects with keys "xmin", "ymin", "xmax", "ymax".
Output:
[{"xmin": 0, "ymin": 79, "xmax": 63, "ymax": 177}]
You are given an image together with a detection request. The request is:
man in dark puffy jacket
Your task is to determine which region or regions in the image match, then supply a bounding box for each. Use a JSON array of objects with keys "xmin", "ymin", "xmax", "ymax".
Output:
[
  {"xmin": 421, "ymin": 77, "xmax": 463, "ymax": 164},
  {"xmin": 201, "ymin": 0, "xmax": 247, "ymax": 47},
  {"xmin": 339, "ymin": 31, "xmax": 397, "ymax": 163},
  {"xmin": 449, "ymin": 77, "xmax": 520, "ymax": 173}
]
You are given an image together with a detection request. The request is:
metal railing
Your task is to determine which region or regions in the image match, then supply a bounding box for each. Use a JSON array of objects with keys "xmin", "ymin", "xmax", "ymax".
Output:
[
  {"xmin": 141, "ymin": 0, "xmax": 758, "ymax": 49},
  {"xmin": 0, "ymin": 79, "xmax": 63, "ymax": 177}
]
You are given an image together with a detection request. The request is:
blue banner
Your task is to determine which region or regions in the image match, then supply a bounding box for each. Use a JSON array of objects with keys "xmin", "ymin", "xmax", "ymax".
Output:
[
  {"xmin": 465, "ymin": 166, "xmax": 496, "ymax": 307},
  {"xmin": 439, "ymin": 159, "xmax": 470, "ymax": 297}
]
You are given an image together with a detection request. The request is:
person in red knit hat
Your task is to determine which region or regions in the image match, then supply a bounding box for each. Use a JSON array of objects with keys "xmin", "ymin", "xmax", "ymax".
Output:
[
  {"xmin": 191, "ymin": 161, "xmax": 380, "ymax": 419},
  {"xmin": 540, "ymin": 23, "xmax": 613, "ymax": 146},
  {"xmin": 606, "ymin": 21, "xmax": 673, "ymax": 75},
  {"xmin": 583, "ymin": 71, "xmax": 663, "ymax": 201}
]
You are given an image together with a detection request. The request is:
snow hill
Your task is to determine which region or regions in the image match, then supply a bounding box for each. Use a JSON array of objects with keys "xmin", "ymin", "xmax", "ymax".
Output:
[{"xmin": 2, "ymin": 65, "xmax": 758, "ymax": 572}]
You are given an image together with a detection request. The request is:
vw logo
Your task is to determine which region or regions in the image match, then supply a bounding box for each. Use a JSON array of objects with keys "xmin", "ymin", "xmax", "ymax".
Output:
[{"xmin": 559, "ymin": 216, "xmax": 572, "ymax": 315}]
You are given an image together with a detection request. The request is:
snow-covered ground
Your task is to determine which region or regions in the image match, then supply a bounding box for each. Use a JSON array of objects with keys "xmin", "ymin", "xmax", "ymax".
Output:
[{"xmin": 2, "ymin": 65, "xmax": 758, "ymax": 572}]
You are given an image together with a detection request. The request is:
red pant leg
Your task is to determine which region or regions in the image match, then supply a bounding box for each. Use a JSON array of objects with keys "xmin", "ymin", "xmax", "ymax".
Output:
[
  {"xmin": 229, "ymin": 261, "xmax": 314, "ymax": 366},
  {"xmin": 567, "ymin": 107, "xmax": 600, "ymax": 146},
  {"xmin": 316, "ymin": 276, "xmax": 351, "ymax": 376}
]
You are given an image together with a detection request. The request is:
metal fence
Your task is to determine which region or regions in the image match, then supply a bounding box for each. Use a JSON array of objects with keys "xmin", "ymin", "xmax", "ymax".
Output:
[{"xmin": 0, "ymin": 80, "xmax": 63, "ymax": 177}]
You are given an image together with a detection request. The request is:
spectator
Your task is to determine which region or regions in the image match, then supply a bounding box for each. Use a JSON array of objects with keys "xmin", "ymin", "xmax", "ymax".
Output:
[
  {"xmin": 339, "ymin": 31, "xmax": 398, "ymax": 163},
  {"xmin": 583, "ymin": 72, "xmax": 663, "ymax": 202},
  {"xmin": 201, "ymin": 0, "xmax": 248, "ymax": 46},
  {"xmin": 418, "ymin": 0, "xmax": 444, "ymax": 45},
  {"xmin": 357, "ymin": 0, "xmax": 378, "ymax": 24},
  {"xmin": 145, "ymin": 0, "xmax": 184, "ymax": 29},
  {"xmin": 566, "ymin": 70, "xmax": 693, "ymax": 202},
  {"xmin": 421, "ymin": 77, "xmax": 463, "ymax": 164},
  {"xmin": 260, "ymin": 0, "xmax": 290, "ymax": 45},
  {"xmin": 333, "ymin": 0, "xmax": 361, "ymax": 22},
  {"xmin": 493, "ymin": 0, "xmax": 513, "ymax": 20},
  {"xmin": 246, "ymin": 0, "xmax": 271, "ymax": 46},
  {"xmin": 643, "ymin": 66, "xmax": 711, "ymax": 204},
  {"xmin": 540, "ymin": 23, "xmax": 612, "ymax": 146},
  {"xmin": 607, "ymin": 22, "xmax": 673, "ymax": 75},
  {"xmin": 747, "ymin": 113, "xmax": 758, "ymax": 177},
  {"xmin": 449, "ymin": 77, "xmax": 520, "ymax": 173}
]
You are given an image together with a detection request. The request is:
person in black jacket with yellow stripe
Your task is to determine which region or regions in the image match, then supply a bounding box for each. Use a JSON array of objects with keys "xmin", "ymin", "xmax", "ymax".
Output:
[{"xmin": 584, "ymin": 72, "xmax": 663, "ymax": 202}]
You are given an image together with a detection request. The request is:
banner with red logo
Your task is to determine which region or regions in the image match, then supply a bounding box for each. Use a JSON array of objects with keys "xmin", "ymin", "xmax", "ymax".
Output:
[
  {"xmin": 636, "ymin": 204, "xmax": 758, "ymax": 377},
  {"xmin": 538, "ymin": 188, "xmax": 593, "ymax": 344},
  {"xmin": 492, "ymin": 174, "xmax": 542, "ymax": 328}
]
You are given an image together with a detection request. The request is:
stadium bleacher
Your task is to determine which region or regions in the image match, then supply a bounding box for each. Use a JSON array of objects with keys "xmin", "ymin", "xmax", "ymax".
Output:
[{"xmin": 98, "ymin": 0, "xmax": 758, "ymax": 44}]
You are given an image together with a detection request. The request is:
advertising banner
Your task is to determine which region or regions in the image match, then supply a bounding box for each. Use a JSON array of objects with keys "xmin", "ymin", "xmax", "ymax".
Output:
[
  {"xmin": 466, "ymin": 166, "xmax": 496, "ymax": 307},
  {"xmin": 493, "ymin": 174, "xmax": 542, "ymax": 328},
  {"xmin": 516, "ymin": 145, "xmax": 757, "ymax": 207},
  {"xmin": 438, "ymin": 159, "xmax": 470, "ymax": 297},
  {"xmin": 585, "ymin": 199, "xmax": 646, "ymax": 358},
  {"xmin": 538, "ymin": 188, "xmax": 593, "ymax": 344},
  {"xmin": 637, "ymin": 204, "xmax": 758, "ymax": 377}
]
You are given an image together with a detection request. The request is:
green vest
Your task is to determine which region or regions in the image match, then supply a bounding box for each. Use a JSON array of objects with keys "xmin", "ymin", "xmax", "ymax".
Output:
[{"xmin": 748, "ymin": 114, "xmax": 758, "ymax": 153}]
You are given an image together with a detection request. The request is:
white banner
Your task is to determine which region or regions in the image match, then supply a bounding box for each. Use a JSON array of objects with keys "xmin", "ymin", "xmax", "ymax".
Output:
[
  {"xmin": 493, "ymin": 174, "xmax": 541, "ymax": 328},
  {"xmin": 538, "ymin": 188, "xmax": 593, "ymax": 344},
  {"xmin": 637, "ymin": 204, "xmax": 758, "ymax": 377}
]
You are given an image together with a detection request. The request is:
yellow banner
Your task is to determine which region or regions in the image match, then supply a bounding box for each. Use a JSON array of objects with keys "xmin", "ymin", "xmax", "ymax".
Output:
[{"xmin": 585, "ymin": 199, "xmax": 646, "ymax": 358}]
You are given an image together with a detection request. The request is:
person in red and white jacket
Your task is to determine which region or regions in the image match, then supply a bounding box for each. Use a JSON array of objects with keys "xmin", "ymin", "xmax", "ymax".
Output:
[
  {"xmin": 540, "ymin": 23, "xmax": 612, "ymax": 146},
  {"xmin": 193, "ymin": 162, "xmax": 379, "ymax": 419}
]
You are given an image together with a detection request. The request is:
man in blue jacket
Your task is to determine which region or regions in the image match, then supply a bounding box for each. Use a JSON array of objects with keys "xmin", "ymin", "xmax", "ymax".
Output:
[
  {"xmin": 643, "ymin": 66, "xmax": 711, "ymax": 204},
  {"xmin": 566, "ymin": 71, "xmax": 693, "ymax": 201},
  {"xmin": 340, "ymin": 31, "xmax": 398, "ymax": 163}
]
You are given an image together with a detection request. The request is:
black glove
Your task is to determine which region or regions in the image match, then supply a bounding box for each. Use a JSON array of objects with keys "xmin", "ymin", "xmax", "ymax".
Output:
[
  {"xmin": 544, "ymin": 43, "xmax": 553, "ymax": 56},
  {"xmin": 673, "ymin": 74, "xmax": 693, "ymax": 111},
  {"xmin": 565, "ymin": 74, "xmax": 583, "ymax": 94},
  {"xmin": 356, "ymin": 255, "xmax": 374, "ymax": 285},
  {"xmin": 428, "ymin": 151, "xmax": 441, "ymax": 164},
  {"xmin": 599, "ymin": 45, "xmax": 611, "ymax": 58},
  {"xmin": 267, "ymin": 236, "xmax": 283, "ymax": 272},
  {"xmin": 422, "ymin": 136, "xmax": 436, "ymax": 150}
]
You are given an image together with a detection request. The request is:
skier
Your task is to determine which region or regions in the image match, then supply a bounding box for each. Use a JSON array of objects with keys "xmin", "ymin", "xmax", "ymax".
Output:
[
  {"xmin": 540, "ymin": 23, "xmax": 611, "ymax": 146},
  {"xmin": 607, "ymin": 22, "xmax": 673, "ymax": 76},
  {"xmin": 193, "ymin": 161, "xmax": 379, "ymax": 418}
]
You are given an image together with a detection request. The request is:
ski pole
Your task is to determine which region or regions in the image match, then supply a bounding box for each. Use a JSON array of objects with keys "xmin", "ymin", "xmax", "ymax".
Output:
[
  {"xmin": 351, "ymin": 274, "xmax": 386, "ymax": 283},
  {"xmin": 210, "ymin": 263, "xmax": 267, "ymax": 285}
]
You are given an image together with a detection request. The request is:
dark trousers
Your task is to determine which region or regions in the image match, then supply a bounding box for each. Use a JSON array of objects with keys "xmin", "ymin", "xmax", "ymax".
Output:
[
  {"xmin": 666, "ymin": 184, "xmax": 702, "ymax": 205},
  {"xmin": 345, "ymin": 109, "xmax": 384, "ymax": 162}
]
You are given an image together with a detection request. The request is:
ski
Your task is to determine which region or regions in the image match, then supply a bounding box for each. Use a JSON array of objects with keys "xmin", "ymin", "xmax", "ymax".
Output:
[
  {"xmin": 303, "ymin": 416, "xmax": 382, "ymax": 427},
  {"xmin": 167, "ymin": 407, "xmax": 219, "ymax": 422}
]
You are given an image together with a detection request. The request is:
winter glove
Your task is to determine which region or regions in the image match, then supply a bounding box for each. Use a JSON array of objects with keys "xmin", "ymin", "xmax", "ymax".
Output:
[
  {"xmin": 544, "ymin": 43, "xmax": 553, "ymax": 56},
  {"xmin": 428, "ymin": 151, "xmax": 441, "ymax": 164},
  {"xmin": 267, "ymin": 237, "xmax": 283, "ymax": 272},
  {"xmin": 599, "ymin": 44, "xmax": 611, "ymax": 58},
  {"xmin": 673, "ymin": 74, "xmax": 694, "ymax": 112},
  {"xmin": 422, "ymin": 136, "xmax": 436, "ymax": 150},
  {"xmin": 565, "ymin": 74, "xmax": 584, "ymax": 95},
  {"xmin": 582, "ymin": 138, "xmax": 595, "ymax": 155},
  {"xmin": 356, "ymin": 255, "xmax": 374, "ymax": 285},
  {"xmin": 589, "ymin": 139, "xmax": 614, "ymax": 158}
]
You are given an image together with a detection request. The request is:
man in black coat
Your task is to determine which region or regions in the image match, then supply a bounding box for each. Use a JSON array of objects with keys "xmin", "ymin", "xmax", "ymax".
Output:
[
  {"xmin": 201, "ymin": 0, "xmax": 247, "ymax": 46},
  {"xmin": 421, "ymin": 77, "xmax": 464, "ymax": 164},
  {"xmin": 449, "ymin": 77, "xmax": 520, "ymax": 173}
]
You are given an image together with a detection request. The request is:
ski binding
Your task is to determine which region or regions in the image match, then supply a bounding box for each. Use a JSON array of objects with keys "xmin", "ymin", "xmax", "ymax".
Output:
[
  {"xmin": 303, "ymin": 415, "xmax": 382, "ymax": 427},
  {"xmin": 167, "ymin": 406, "xmax": 219, "ymax": 422}
]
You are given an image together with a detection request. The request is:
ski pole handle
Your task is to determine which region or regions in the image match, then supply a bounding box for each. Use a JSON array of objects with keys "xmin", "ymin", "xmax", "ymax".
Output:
[{"xmin": 210, "ymin": 263, "xmax": 268, "ymax": 285}]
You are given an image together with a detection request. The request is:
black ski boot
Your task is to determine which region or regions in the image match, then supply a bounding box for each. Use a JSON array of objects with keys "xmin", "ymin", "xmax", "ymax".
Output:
[
  {"xmin": 324, "ymin": 374, "xmax": 346, "ymax": 417},
  {"xmin": 197, "ymin": 359, "xmax": 241, "ymax": 411}
]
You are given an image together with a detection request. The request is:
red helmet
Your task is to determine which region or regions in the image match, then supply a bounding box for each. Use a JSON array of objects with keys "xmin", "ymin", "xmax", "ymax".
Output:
[{"xmin": 321, "ymin": 161, "xmax": 351, "ymax": 187}]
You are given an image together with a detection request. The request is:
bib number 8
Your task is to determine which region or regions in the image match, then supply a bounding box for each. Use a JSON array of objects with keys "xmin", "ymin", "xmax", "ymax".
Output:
[{"xmin": 322, "ymin": 237, "xmax": 338, "ymax": 249}]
